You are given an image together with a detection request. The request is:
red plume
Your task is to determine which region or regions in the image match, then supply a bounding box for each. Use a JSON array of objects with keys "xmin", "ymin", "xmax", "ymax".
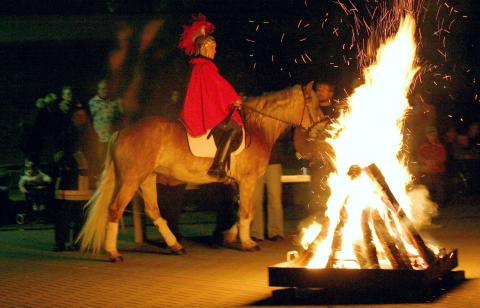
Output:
[{"xmin": 178, "ymin": 13, "xmax": 215, "ymax": 56}]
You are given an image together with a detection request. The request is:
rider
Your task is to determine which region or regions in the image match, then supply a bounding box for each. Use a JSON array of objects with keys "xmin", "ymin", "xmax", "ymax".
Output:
[{"xmin": 178, "ymin": 14, "xmax": 243, "ymax": 179}]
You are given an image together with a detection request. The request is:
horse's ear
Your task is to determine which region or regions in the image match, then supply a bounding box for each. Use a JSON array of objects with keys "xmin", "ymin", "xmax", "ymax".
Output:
[{"xmin": 305, "ymin": 80, "xmax": 315, "ymax": 91}]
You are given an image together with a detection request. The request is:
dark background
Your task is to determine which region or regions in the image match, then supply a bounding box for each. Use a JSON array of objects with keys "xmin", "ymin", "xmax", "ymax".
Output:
[{"xmin": 0, "ymin": 0, "xmax": 478, "ymax": 165}]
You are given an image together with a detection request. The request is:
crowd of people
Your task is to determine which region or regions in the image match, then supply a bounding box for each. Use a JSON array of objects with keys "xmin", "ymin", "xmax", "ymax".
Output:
[
  {"xmin": 19, "ymin": 80, "xmax": 122, "ymax": 251},
  {"xmin": 415, "ymin": 121, "xmax": 480, "ymax": 204}
]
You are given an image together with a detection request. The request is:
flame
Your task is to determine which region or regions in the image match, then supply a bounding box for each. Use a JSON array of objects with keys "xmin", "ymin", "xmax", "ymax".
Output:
[
  {"xmin": 300, "ymin": 222, "xmax": 322, "ymax": 250},
  {"xmin": 304, "ymin": 15, "xmax": 433, "ymax": 269}
]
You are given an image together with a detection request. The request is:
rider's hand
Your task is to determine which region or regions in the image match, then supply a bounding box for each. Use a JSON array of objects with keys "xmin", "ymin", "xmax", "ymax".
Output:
[{"xmin": 233, "ymin": 98, "xmax": 243, "ymax": 108}]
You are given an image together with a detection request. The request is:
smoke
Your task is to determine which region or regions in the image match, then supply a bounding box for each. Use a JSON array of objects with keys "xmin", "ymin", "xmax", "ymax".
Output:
[{"xmin": 406, "ymin": 184, "xmax": 439, "ymax": 228}]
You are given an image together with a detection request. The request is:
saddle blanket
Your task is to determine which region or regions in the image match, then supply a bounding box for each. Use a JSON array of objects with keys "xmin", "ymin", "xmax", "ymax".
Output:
[{"xmin": 187, "ymin": 128, "xmax": 246, "ymax": 158}]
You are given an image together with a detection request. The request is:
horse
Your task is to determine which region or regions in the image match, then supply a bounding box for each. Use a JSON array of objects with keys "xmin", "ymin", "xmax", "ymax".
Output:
[{"xmin": 78, "ymin": 82, "xmax": 321, "ymax": 261}]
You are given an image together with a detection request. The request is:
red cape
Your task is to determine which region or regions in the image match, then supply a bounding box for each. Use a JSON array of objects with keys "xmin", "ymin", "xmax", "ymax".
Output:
[{"xmin": 180, "ymin": 57, "xmax": 243, "ymax": 136}]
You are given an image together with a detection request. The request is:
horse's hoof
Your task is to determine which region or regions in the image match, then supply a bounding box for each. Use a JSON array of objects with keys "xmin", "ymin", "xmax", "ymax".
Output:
[
  {"xmin": 169, "ymin": 244, "xmax": 186, "ymax": 255},
  {"xmin": 171, "ymin": 247, "xmax": 187, "ymax": 255},
  {"xmin": 241, "ymin": 243, "xmax": 261, "ymax": 252},
  {"xmin": 109, "ymin": 255, "xmax": 124, "ymax": 263},
  {"xmin": 221, "ymin": 241, "xmax": 238, "ymax": 250}
]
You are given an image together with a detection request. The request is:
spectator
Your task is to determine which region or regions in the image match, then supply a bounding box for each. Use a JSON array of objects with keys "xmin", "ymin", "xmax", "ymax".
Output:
[
  {"xmin": 453, "ymin": 134, "xmax": 475, "ymax": 161},
  {"xmin": 452, "ymin": 132, "xmax": 480, "ymax": 194},
  {"xmin": 294, "ymin": 81, "xmax": 339, "ymax": 217},
  {"xmin": 18, "ymin": 159, "xmax": 52, "ymax": 221},
  {"xmin": 443, "ymin": 126, "xmax": 458, "ymax": 163},
  {"xmin": 417, "ymin": 126, "xmax": 446, "ymax": 204},
  {"xmin": 442, "ymin": 126, "xmax": 459, "ymax": 197},
  {"xmin": 52, "ymin": 86, "xmax": 93, "ymax": 251},
  {"xmin": 21, "ymin": 93, "xmax": 59, "ymax": 173},
  {"xmin": 88, "ymin": 79, "xmax": 123, "ymax": 169},
  {"xmin": 314, "ymin": 81, "xmax": 340, "ymax": 120},
  {"xmin": 251, "ymin": 140, "xmax": 285, "ymax": 241}
]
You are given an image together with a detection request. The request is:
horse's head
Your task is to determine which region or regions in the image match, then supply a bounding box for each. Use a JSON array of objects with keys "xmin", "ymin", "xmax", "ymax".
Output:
[{"xmin": 299, "ymin": 81, "xmax": 323, "ymax": 131}]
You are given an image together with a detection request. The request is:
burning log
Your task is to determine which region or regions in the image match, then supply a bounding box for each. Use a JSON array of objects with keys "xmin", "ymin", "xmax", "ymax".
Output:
[
  {"xmin": 385, "ymin": 210, "xmax": 416, "ymax": 267},
  {"xmin": 301, "ymin": 196, "xmax": 348, "ymax": 267},
  {"xmin": 353, "ymin": 243, "xmax": 369, "ymax": 269},
  {"xmin": 372, "ymin": 210, "xmax": 411, "ymax": 270},
  {"xmin": 361, "ymin": 208, "xmax": 380, "ymax": 269},
  {"xmin": 364, "ymin": 163, "xmax": 436, "ymax": 267},
  {"xmin": 326, "ymin": 206, "xmax": 348, "ymax": 268}
]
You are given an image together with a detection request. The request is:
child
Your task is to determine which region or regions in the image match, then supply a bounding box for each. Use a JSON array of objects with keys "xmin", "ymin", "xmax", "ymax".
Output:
[{"xmin": 18, "ymin": 159, "xmax": 52, "ymax": 219}]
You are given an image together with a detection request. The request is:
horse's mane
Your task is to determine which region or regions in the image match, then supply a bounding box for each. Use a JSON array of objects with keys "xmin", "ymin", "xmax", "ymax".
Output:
[{"xmin": 245, "ymin": 85, "xmax": 303, "ymax": 147}]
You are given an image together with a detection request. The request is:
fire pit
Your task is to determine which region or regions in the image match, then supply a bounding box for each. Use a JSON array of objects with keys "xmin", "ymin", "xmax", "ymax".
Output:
[
  {"xmin": 269, "ymin": 164, "xmax": 463, "ymax": 299},
  {"xmin": 269, "ymin": 249, "xmax": 461, "ymax": 296}
]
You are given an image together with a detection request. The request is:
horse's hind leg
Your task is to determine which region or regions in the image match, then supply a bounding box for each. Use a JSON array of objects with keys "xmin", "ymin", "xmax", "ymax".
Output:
[
  {"xmin": 140, "ymin": 174, "xmax": 185, "ymax": 255},
  {"xmin": 106, "ymin": 181, "xmax": 138, "ymax": 262}
]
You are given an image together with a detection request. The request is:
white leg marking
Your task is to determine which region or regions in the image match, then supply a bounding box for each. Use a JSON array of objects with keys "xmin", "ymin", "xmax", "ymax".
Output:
[
  {"xmin": 105, "ymin": 222, "xmax": 119, "ymax": 253},
  {"xmin": 239, "ymin": 217, "xmax": 252, "ymax": 243},
  {"xmin": 153, "ymin": 217, "xmax": 177, "ymax": 247}
]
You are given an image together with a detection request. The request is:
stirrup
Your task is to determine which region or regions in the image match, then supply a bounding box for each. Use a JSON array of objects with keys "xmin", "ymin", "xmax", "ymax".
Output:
[{"xmin": 208, "ymin": 166, "xmax": 227, "ymax": 179}]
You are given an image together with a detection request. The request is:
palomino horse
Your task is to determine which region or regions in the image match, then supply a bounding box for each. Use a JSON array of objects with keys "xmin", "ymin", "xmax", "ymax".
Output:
[{"xmin": 78, "ymin": 82, "xmax": 321, "ymax": 261}]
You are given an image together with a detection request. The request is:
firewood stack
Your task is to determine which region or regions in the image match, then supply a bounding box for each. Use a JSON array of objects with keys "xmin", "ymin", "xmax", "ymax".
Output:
[{"xmin": 302, "ymin": 163, "xmax": 437, "ymax": 270}]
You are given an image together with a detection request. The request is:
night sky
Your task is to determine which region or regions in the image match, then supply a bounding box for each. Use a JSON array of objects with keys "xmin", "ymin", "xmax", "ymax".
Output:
[{"xmin": 0, "ymin": 0, "xmax": 479, "ymax": 165}]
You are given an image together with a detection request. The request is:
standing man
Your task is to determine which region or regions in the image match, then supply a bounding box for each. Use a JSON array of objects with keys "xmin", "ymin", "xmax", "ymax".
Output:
[
  {"xmin": 294, "ymin": 81, "xmax": 339, "ymax": 216},
  {"xmin": 88, "ymin": 79, "xmax": 123, "ymax": 172},
  {"xmin": 53, "ymin": 86, "xmax": 92, "ymax": 251},
  {"xmin": 417, "ymin": 126, "xmax": 447, "ymax": 205},
  {"xmin": 251, "ymin": 139, "xmax": 285, "ymax": 241},
  {"xmin": 178, "ymin": 14, "xmax": 243, "ymax": 178}
]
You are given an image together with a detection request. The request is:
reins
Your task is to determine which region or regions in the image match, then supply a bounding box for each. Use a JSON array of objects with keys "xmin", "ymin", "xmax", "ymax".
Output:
[{"xmin": 241, "ymin": 86, "xmax": 311, "ymax": 129}]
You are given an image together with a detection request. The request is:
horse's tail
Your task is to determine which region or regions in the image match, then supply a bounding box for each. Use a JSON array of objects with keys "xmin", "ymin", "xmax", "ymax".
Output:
[{"xmin": 78, "ymin": 132, "xmax": 119, "ymax": 254}]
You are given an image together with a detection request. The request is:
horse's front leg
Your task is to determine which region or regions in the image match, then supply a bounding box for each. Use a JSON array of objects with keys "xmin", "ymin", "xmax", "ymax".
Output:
[{"xmin": 238, "ymin": 180, "xmax": 260, "ymax": 251}]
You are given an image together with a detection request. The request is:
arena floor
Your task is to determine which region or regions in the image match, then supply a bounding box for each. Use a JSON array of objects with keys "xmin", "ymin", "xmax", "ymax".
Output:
[{"xmin": 1, "ymin": 198, "xmax": 479, "ymax": 307}]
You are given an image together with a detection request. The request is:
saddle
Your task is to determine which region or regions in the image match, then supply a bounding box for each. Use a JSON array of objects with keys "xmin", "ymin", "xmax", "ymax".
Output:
[{"xmin": 185, "ymin": 124, "xmax": 245, "ymax": 158}]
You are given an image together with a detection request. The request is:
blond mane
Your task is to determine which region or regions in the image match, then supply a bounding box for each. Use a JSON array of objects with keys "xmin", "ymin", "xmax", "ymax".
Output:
[{"xmin": 245, "ymin": 85, "xmax": 304, "ymax": 147}]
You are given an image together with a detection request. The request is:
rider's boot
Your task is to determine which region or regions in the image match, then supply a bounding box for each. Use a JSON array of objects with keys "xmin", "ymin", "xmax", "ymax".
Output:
[{"xmin": 208, "ymin": 128, "xmax": 239, "ymax": 179}]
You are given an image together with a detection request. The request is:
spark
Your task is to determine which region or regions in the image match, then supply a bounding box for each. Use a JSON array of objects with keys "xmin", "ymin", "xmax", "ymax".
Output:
[
  {"xmin": 333, "ymin": 27, "xmax": 340, "ymax": 37},
  {"xmin": 442, "ymin": 74, "xmax": 451, "ymax": 81},
  {"xmin": 300, "ymin": 54, "xmax": 307, "ymax": 63},
  {"xmin": 436, "ymin": 49, "xmax": 447, "ymax": 61},
  {"xmin": 297, "ymin": 19, "xmax": 303, "ymax": 29}
]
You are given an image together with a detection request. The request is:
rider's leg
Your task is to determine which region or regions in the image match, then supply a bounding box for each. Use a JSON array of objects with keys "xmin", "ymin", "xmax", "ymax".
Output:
[{"xmin": 208, "ymin": 123, "xmax": 241, "ymax": 179}]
